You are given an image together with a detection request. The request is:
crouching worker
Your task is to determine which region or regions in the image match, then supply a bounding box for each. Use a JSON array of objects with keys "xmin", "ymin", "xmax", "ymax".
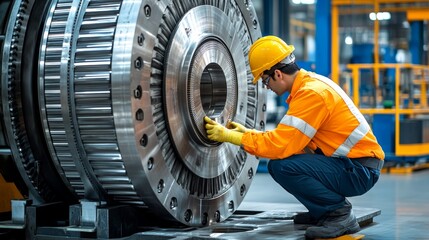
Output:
[{"xmin": 204, "ymin": 35, "xmax": 384, "ymax": 239}]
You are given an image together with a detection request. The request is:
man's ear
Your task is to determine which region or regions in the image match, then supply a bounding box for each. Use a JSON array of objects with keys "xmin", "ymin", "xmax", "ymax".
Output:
[{"xmin": 275, "ymin": 69, "xmax": 281, "ymax": 79}]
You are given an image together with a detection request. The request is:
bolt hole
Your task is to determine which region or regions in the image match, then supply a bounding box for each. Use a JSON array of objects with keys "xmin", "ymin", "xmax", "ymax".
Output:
[
  {"xmin": 170, "ymin": 197, "xmax": 177, "ymax": 210},
  {"xmin": 144, "ymin": 5, "xmax": 151, "ymax": 17},
  {"xmin": 184, "ymin": 209, "xmax": 193, "ymax": 222},
  {"xmin": 147, "ymin": 157, "xmax": 154, "ymax": 170},
  {"xmin": 260, "ymin": 121, "xmax": 265, "ymax": 131},
  {"xmin": 134, "ymin": 57, "xmax": 142, "ymax": 70},
  {"xmin": 248, "ymin": 167, "xmax": 254, "ymax": 179},
  {"xmin": 140, "ymin": 134, "xmax": 148, "ymax": 147},
  {"xmin": 157, "ymin": 179, "xmax": 164, "ymax": 193},
  {"xmin": 134, "ymin": 85, "xmax": 142, "ymax": 99},
  {"xmin": 137, "ymin": 33, "xmax": 144, "ymax": 46},
  {"xmin": 240, "ymin": 184, "xmax": 246, "ymax": 196},
  {"xmin": 214, "ymin": 210, "xmax": 221, "ymax": 222},
  {"xmin": 136, "ymin": 109, "xmax": 144, "ymax": 121},
  {"xmin": 228, "ymin": 201, "xmax": 235, "ymax": 212}
]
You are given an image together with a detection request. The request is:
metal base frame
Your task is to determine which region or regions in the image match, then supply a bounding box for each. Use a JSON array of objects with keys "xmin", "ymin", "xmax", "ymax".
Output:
[
  {"xmin": 0, "ymin": 199, "xmax": 182, "ymax": 239},
  {"xmin": 0, "ymin": 201, "xmax": 381, "ymax": 239}
]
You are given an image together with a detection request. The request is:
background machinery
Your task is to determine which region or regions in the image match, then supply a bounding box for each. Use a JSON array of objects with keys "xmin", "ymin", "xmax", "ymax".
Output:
[
  {"xmin": 330, "ymin": 0, "xmax": 429, "ymax": 168},
  {"xmin": 0, "ymin": 0, "xmax": 267, "ymax": 238}
]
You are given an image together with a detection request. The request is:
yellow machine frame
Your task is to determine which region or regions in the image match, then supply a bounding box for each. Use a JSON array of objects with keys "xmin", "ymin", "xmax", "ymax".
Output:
[{"xmin": 0, "ymin": 173, "xmax": 23, "ymax": 213}]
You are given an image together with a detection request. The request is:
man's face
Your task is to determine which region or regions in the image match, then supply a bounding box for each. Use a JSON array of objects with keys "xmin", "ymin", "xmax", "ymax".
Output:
[{"xmin": 261, "ymin": 70, "xmax": 289, "ymax": 96}]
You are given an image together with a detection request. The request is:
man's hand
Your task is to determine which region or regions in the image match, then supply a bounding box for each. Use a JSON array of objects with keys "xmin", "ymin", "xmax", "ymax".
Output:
[
  {"xmin": 227, "ymin": 120, "xmax": 261, "ymax": 133},
  {"xmin": 227, "ymin": 121, "xmax": 248, "ymax": 133},
  {"xmin": 204, "ymin": 116, "xmax": 243, "ymax": 146}
]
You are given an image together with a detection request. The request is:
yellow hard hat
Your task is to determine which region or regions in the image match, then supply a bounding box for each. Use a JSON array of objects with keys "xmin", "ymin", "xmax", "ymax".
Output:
[{"xmin": 249, "ymin": 36, "xmax": 295, "ymax": 84}]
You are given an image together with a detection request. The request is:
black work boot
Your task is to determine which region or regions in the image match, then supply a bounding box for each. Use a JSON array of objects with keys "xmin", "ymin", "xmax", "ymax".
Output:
[
  {"xmin": 293, "ymin": 212, "xmax": 318, "ymax": 225},
  {"xmin": 305, "ymin": 200, "xmax": 360, "ymax": 239}
]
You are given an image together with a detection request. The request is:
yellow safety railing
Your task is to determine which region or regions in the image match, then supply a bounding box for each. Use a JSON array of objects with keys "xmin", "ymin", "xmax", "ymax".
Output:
[{"xmin": 346, "ymin": 63, "xmax": 429, "ymax": 156}]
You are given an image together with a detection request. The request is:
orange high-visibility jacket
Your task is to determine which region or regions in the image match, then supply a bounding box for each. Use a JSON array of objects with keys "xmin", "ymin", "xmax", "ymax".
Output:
[{"xmin": 242, "ymin": 69, "xmax": 385, "ymax": 160}]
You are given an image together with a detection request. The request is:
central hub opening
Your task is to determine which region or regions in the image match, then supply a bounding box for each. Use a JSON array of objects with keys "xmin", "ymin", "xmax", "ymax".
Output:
[
  {"xmin": 185, "ymin": 39, "xmax": 236, "ymax": 147},
  {"xmin": 200, "ymin": 63, "xmax": 227, "ymax": 119}
]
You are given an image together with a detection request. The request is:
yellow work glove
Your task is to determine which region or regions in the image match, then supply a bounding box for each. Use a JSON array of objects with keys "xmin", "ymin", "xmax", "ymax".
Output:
[
  {"xmin": 204, "ymin": 116, "xmax": 243, "ymax": 146},
  {"xmin": 227, "ymin": 120, "xmax": 261, "ymax": 133},
  {"xmin": 227, "ymin": 121, "xmax": 248, "ymax": 133}
]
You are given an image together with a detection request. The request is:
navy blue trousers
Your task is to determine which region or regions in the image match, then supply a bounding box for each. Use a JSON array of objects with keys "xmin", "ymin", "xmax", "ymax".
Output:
[{"xmin": 267, "ymin": 154, "xmax": 380, "ymax": 219}]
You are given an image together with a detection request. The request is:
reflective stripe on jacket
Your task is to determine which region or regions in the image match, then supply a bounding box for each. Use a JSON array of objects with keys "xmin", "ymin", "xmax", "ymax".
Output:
[{"xmin": 242, "ymin": 69, "xmax": 385, "ymax": 160}]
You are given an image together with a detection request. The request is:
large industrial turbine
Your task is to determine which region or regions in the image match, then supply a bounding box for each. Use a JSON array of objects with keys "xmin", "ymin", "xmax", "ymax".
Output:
[{"xmin": 0, "ymin": 0, "xmax": 266, "ymax": 227}]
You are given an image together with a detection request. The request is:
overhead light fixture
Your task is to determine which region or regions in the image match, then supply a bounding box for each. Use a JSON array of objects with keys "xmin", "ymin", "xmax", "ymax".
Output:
[
  {"xmin": 292, "ymin": 0, "xmax": 315, "ymax": 4},
  {"xmin": 369, "ymin": 12, "xmax": 391, "ymax": 21},
  {"xmin": 345, "ymin": 36, "xmax": 353, "ymax": 45}
]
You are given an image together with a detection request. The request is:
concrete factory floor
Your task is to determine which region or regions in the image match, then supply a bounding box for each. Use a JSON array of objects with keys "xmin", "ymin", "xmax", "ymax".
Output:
[
  {"xmin": 134, "ymin": 167, "xmax": 429, "ymax": 240},
  {"xmin": 244, "ymin": 170, "xmax": 429, "ymax": 240}
]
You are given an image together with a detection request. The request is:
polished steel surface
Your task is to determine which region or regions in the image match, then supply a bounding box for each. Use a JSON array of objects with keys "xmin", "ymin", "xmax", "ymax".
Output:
[{"xmin": 1, "ymin": 0, "xmax": 265, "ymax": 227}]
